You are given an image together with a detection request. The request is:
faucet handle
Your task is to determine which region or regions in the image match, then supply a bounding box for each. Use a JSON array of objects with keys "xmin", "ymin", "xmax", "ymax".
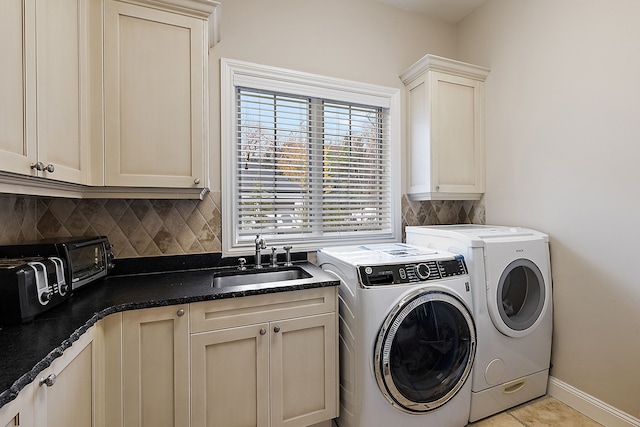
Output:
[
  {"xmin": 283, "ymin": 245, "xmax": 293, "ymax": 267},
  {"xmin": 237, "ymin": 257, "xmax": 247, "ymax": 271}
]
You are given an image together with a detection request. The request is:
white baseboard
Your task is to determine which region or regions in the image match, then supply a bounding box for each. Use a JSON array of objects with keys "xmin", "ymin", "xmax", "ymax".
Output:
[{"xmin": 548, "ymin": 376, "xmax": 640, "ymax": 427}]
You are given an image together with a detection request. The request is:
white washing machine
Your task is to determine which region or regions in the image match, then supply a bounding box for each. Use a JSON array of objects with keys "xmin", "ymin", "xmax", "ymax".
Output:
[
  {"xmin": 405, "ymin": 225, "xmax": 553, "ymax": 422},
  {"xmin": 317, "ymin": 243, "xmax": 475, "ymax": 427}
]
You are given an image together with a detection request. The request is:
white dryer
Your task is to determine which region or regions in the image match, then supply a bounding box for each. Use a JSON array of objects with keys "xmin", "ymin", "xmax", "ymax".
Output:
[
  {"xmin": 406, "ymin": 225, "xmax": 553, "ymax": 422},
  {"xmin": 317, "ymin": 243, "xmax": 475, "ymax": 427}
]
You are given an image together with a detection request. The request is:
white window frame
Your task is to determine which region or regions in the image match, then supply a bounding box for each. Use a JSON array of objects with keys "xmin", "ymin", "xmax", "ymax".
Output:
[{"xmin": 221, "ymin": 58, "xmax": 401, "ymax": 256}]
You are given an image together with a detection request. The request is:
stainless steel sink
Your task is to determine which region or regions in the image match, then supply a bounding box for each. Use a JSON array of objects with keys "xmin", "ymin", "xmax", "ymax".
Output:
[{"xmin": 212, "ymin": 267, "xmax": 312, "ymax": 288}]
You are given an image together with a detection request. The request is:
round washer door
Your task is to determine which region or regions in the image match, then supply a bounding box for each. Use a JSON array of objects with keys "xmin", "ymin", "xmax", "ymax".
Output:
[
  {"xmin": 487, "ymin": 258, "xmax": 548, "ymax": 338},
  {"xmin": 374, "ymin": 290, "xmax": 476, "ymax": 413}
]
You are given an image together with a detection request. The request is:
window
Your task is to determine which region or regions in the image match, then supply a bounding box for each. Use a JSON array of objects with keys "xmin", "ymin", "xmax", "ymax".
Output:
[{"xmin": 221, "ymin": 59, "xmax": 401, "ymax": 255}]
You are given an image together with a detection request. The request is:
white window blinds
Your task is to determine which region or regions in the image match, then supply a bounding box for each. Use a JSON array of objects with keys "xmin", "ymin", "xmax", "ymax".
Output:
[{"xmin": 236, "ymin": 87, "xmax": 392, "ymax": 242}]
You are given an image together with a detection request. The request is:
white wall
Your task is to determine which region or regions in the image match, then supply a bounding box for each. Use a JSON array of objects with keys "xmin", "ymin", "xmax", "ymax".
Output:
[
  {"xmin": 457, "ymin": 0, "xmax": 640, "ymax": 417},
  {"xmin": 208, "ymin": 0, "xmax": 457, "ymax": 192}
]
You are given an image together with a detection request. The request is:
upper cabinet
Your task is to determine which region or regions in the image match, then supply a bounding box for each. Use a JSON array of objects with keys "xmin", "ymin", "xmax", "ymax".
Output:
[
  {"xmin": 0, "ymin": 0, "xmax": 218, "ymax": 199},
  {"xmin": 103, "ymin": 0, "xmax": 210, "ymax": 190},
  {"xmin": 401, "ymin": 54, "xmax": 490, "ymax": 200},
  {"xmin": 0, "ymin": 0, "xmax": 97, "ymax": 185}
]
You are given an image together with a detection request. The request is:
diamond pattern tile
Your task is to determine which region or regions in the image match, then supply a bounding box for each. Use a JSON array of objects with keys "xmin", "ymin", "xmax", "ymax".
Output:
[
  {"xmin": 401, "ymin": 195, "xmax": 485, "ymax": 241},
  {"xmin": 0, "ymin": 192, "xmax": 224, "ymax": 258},
  {"xmin": 0, "ymin": 196, "xmax": 38, "ymax": 242}
]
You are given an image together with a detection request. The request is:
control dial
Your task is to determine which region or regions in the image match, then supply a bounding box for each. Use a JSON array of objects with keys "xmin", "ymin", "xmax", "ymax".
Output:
[
  {"xmin": 415, "ymin": 263, "xmax": 431, "ymax": 280},
  {"xmin": 40, "ymin": 291, "xmax": 51, "ymax": 304}
]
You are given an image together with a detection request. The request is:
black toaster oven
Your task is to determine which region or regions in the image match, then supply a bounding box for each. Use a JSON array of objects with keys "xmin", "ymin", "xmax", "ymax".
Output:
[{"xmin": 0, "ymin": 236, "xmax": 114, "ymax": 292}]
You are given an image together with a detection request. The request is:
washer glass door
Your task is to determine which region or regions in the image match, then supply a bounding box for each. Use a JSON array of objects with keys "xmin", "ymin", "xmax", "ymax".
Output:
[{"xmin": 374, "ymin": 290, "xmax": 476, "ymax": 413}]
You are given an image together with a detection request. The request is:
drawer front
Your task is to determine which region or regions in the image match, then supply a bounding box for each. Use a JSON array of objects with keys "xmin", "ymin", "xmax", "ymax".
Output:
[{"xmin": 190, "ymin": 287, "xmax": 336, "ymax": 333}]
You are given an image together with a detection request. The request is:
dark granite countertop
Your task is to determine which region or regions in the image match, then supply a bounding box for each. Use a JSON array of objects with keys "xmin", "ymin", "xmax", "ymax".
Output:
[{"xmin": 0, "ymin": 256, "xmax": 338, "ymax": 409}]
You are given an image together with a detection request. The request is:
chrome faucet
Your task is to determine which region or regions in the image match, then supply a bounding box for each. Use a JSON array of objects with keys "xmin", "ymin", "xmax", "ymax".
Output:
[
  {"xmin": 254, "ymin": 234, "xmax": 266, "ymax": 268},
  {"xmin": 283, "ymin": 245, "xmax": 293, "ymax": 267}
]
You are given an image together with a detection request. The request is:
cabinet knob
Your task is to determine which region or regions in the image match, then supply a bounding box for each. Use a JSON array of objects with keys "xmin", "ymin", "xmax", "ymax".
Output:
[
  {"xmin": 39, "ymin": 373, "xmax": 57, "ymax": 387},
  {"xmin": 194, "ymin": 178, "xmax": 201, "ymax": 185},
  {"xmin": 435, "ymin": 185, "xmax": 440, "ymax": 191},
  {"xmin": 177, "ymin": 309, "xmax": 185, "ymax": 317},
  {"xmin": 273, "ymin": 326, "xmax": 281, "ymax": 333},
  {"xmin": 259, "ymin": 328, "xmax": 266, "ymax": 335},
  {"xmin": 30, "ymin": 162, "xmax": 55, "ymax": 173}
]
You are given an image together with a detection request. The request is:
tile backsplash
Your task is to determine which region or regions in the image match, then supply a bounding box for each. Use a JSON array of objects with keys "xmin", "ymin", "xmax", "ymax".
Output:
[
  {"xmin": 0, "ymin": 193, "xmax": 483, "ymax": 258},
  {"xmin": 401, "ymin": 195, "xmax": 485, "ymax": 233},
  {"xmin": 0, "ymin": 192, "xmax": 222, "ymax": 258}
]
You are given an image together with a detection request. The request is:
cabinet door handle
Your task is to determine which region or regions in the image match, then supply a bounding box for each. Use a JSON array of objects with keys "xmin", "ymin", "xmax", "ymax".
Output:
[
  {"xmin": 176, "ymin": 309, "xmax": 185, "ymax": 317},
  {"xmin": 45, "ymin": 164, "xmax": 55, "ymax": 173},
  {"xmin": 273, "ymin": 326, "xmax": 281, "ymax": 333},
  {"xmin": 259, "ymin": 328, "xmax": 266, "ymax": 335},
  {"xmin": 39, "ymin": 373, "xmax": 57, "ymax": 387},
  {"xmin": 194, "ymin": 178, "xmax": 201, "ymax": 185}
]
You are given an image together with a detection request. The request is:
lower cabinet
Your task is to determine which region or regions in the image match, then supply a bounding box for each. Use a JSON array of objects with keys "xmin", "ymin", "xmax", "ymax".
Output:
[
  {"xmin": 190, "ymin": 287, "xmax": 338, "ymax": 427},
  {"xmin": 0, "ymin": 287, "xmax": 338, "ymax": 427},
  {"xmin": 0, "ymin": 327, "xmax": 96, "ymax": 427},
  {"xmin": 121, "ymin": 305, "xmax": 190, "ymax": 427}
]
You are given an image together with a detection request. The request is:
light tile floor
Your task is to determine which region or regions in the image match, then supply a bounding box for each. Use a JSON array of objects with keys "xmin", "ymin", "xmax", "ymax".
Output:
[{"xmin": 467, "ymin": 396, "xmax": 604, "ymax": 427}]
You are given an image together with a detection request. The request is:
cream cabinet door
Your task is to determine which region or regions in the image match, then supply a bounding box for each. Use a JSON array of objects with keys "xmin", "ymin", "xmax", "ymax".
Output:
[
  {"xmin": 191, "ymin": 323, "xmax": 270, "ymax": 427},
  {"xmin": 32, "ymin": 326, "xmax": 96, "ymax": 427},
  {"xmin": 0, "ymin": 0, "xmax": 91, "ymax": 184},
  {"xmin": 33, "ymin": 0, "xmax": 90, "ymax": 184},
  {"xmin": 270, "ymin": 313, "xmax": 338, "ymax": 427},
  {"xmin": 428, "ymin": 71, "xmax": 485, "ymax": 196},
  {"xmin": 0, "ymin": 384, "xmax": 34, "ymax": 427},
  {"xmin": 104, "ymin": 0, "xmax": 207, "ymax": 188},
  {"xmin": 122, "ymin": 305, "xmax": 190, "ymax": 427},
  {"xmin": 0, "ymin": 0, "xmax": 37, "ymax": 176}
]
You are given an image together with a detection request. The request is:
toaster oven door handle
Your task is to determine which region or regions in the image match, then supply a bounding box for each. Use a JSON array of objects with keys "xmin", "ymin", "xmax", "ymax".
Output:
[{"xmin": 64, "ymin": 237, "xmax": 107, "ymax": 250}]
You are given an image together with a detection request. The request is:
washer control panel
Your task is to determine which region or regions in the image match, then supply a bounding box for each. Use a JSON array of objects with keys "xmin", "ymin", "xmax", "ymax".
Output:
[{"xmin": 358, "ymin": 257, "xmax": 467, "ymax": 287}]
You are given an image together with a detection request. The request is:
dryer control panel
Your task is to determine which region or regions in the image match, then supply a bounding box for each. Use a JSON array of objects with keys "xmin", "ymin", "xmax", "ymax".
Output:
[{"xmin": 358, "ymin": 257, "xmax": 467, "ymax": 287}]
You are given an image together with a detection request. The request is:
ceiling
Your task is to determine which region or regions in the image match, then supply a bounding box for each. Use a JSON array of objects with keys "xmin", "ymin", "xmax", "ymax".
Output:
[{"xmin": 377, "ymin": 0, "xmax": 488, "ymax": 23}]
